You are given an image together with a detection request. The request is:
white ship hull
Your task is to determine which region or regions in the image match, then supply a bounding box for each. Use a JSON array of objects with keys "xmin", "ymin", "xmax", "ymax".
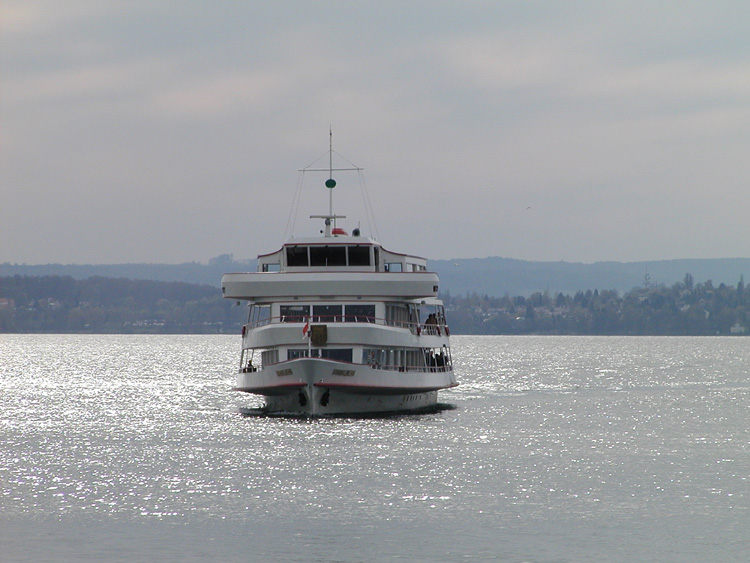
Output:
[{"xmin": 236, "ymin": 357, "xmax": 456, "ymax": 416}]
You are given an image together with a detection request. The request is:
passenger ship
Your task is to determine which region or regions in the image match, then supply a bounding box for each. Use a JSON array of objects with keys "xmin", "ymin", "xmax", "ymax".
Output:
[{"xmin": 221, "ymin": 138, "xmax": 457, "ymax": 415}]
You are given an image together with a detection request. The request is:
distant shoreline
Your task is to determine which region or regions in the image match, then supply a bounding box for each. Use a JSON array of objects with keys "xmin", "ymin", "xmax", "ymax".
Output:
[
  {"xmin": 3, "ymin": 256, "xmax": 749, "ymax": 296},
  {"xmin": 2, "ymin": 273, "xmax": 747, "ymax": 337}
]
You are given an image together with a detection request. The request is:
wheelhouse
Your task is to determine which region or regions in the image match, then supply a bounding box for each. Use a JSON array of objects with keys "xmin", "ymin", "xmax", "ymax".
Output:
[{"xmin": 256, "ymin": 236, "xmax": 428, "ymax": 274}]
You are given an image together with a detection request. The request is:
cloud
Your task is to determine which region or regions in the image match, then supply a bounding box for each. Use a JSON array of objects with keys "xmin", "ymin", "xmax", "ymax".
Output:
[
  {"xmin": 3, "ymin": 59, "xmax": 167, "ymax": 105},
  {"xmin": 2, "ymin": 3, "xmax": 749, "ymax": 264},
  {"xmin": 437, "ymin": 32, "xmax": 593, "ymax": 91},
  {"xmin": 147, "ymin": 69, "xmax": 292, "ymax": 118},
  {"xmin": 436, "ymin": 29, "xmax": 750, "ymax": 112},
  {"xmin": 0, "ymin": 2, "xmax": 101, "ymax": 36}
]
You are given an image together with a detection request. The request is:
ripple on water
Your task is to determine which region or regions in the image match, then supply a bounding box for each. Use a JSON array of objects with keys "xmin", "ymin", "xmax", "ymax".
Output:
[{"xmin": 0, "ymin": 334, "xmax": 747, "ymax": 561}]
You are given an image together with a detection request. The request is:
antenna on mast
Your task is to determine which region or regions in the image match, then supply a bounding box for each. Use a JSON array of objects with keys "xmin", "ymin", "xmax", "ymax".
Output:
[
  {"xmin": 304, "ymin": 129, "xmax": 362, "ymax": 237},
  {"xmin": 326, "ymin": 126, "xmax": 336, "ymax": 218}
]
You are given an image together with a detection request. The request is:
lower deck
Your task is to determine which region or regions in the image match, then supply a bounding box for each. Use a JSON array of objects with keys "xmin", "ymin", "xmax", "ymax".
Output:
[
  {"xmin": 236, "ymin": 356, "xmax": 457, "ymax": 416},
  {"xmin": 241, "ymin": 343, "xmax": 453, "ymax": 374},
  {"xmin": 234, "ymin": 298, "xmax": 456, "ymax": 415}
]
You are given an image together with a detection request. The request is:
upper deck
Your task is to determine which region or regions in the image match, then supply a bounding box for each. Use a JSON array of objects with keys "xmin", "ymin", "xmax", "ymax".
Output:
[
  {"xmin": 221, "ymin": 234, "xmax": 439, "ymax": 301},
  {"xmin": 222, "ymin": 134, "xmax": 441, "ymax": 303},
  {"xmin": 255, "ymin": 234, "xmax": 428, "ymax": 274}
]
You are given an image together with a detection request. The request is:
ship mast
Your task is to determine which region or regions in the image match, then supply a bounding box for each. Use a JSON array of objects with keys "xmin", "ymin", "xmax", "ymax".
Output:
[
  {"xmin": 328, "ymin": 127, "xmax": 334, "ymax": 219},
  {"xmin": 306, "ymin": 128, "xmax": 362, "ymax": 237}
]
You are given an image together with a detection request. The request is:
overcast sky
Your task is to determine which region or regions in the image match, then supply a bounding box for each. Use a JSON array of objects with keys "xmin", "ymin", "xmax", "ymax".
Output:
[{"xmin": 2, "ymin": 1, "xmax": 749, "ymax": 264}]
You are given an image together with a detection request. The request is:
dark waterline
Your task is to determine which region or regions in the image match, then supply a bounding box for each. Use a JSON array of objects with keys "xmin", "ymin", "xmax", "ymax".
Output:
[{"xmin": 238, "ymin": 402, "xmax": 458, "ymax": 419}]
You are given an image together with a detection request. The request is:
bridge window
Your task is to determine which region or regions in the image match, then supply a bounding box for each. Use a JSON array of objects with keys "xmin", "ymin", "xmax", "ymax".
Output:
[
  {"xmin": 347, "ymin": 246, "xmax": 371, "ymax": 266},
  {"xmin": 310, "ymin": 245, "xmax": 346, "ymax": 266},
  {"xmin": 286, "ymin": 246, "xmax": 309, "ymax": 267}
]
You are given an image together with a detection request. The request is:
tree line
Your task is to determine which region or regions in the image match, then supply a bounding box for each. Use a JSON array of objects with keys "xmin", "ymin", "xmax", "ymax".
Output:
[
  {"xmin": 0, "ymin": 276, "xmax": 244, "ymax": 333},
  {"xmin": 1, "ymin": 274, "xmax": 747, "ymax": 335},
  {"xmin": 443, "ymin": 274, "xmax": 748, "ymax": 335}
]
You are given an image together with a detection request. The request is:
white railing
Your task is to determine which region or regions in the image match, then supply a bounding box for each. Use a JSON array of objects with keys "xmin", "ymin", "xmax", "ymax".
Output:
[
  {"xmin": 238, "ymin": 356, "xmax": 452, "ymax": 374},
  {"xmin": 244, "ymin": 315, "xmax": 449, "ymax": 336}
]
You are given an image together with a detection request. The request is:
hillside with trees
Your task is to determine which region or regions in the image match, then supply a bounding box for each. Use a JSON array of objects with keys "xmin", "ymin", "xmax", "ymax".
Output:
[
  {"xmin": 0, "ymin": 276, "xmax": 244, "ymax": 333},
  {"xmin": 1, "ymin": 274, "xmax": 747, "ymax": 335},
  {"xmin": 444, "ymin": 274, "xmax": 748, "ymax": 335},
  {"xmin": 3, "ymin": 255, "xmax": 749, "ymax": 296}
]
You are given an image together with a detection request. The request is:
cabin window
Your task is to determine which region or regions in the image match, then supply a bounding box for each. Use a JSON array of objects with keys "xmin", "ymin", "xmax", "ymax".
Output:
[
  {"xmin": 320, "ymin": 348, "xmax": 352, "ymax": 362},
  {"xmin": 280, "ymin": 305, "xmax": 309, "ymax": 322},
  {"xmin": 261, "ymin": 349, "xmax": 279, "ymax": 367},
  {"xmin": 249, "ymin": 304, "xmax": 271, "ymax": 326},
  {"xmin": 310, "ymin": 245, "xmax": 346, "ymax": 266},
  {"xmin": 363, "ymin": 348, "xmax": 377, "ymax": 365},
  {"xmin": 288, "ymin": 348, "xmax": 352, "ymax": 362},
  {"xmin": 347, "ymin": 246, "xmax": 371, "ymax": 266},
  {"xmin": 362, "ymin": 347, "xmax": 448, "ymax": 371},
  {"xmin": 262, "ymin": 263, "xmax": 280, "ymax": 272},
  {"xmin": 345, "ymin": 304, "xmax": 375, "ymax": 322},
  {"xmin": 406, "ymin": 349, "xmax": 424, "ymax": 370},
  {"xmin": 385, "ymin": 262, "xmax": 402, "ymax": 272},
  {"xmin": 365, "ymin": 348, "xmax": 392, "ymax": 368},
  {"xmin": 286, "ymin": 246, "xmax": 309, "ymax": 267},
  {"xmin": 312, "ymin": 304, "xmax": 342, "ymax": 322},
  {"xmin": 288, "ymin": 349, "xmax": 312, "ymax": 360},
  {"xmin": 386, "ymin": 303, "xmax": 410, "ymax": 328}
]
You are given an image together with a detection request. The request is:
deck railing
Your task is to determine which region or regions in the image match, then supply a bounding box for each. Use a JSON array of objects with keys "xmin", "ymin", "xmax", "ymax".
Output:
[
  {"xmin": 240, "ymin": 357, "xmax": 452, "ymax": 374},
  {"xmin": 245, "ymin": 315, "xmax": 448, "ymax": 336},
  {"xmin": 367, "ymin": 363, "xmax": 452, "ymax": 373}
]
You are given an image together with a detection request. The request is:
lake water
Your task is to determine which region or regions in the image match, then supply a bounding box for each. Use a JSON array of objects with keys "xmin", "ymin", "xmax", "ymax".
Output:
[{"xmin": 0, "ymin": 334, "xmax": 747, "ymax": 561}]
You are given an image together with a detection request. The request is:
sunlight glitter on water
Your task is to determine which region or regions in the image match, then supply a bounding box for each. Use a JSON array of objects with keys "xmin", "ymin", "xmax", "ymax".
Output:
[{"xmin": 0, "ymin": 334, "xmax": 747, "ymax": 561}]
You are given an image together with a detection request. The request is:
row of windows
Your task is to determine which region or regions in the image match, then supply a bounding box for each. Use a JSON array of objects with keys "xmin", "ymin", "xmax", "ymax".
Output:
[
  {"xmin": 286, "ymin": 245, "xmax": 372, "ymax": 267},
  {"xmin": 384, "ymin": 262, "xmax": 427, "ymax": 272},
  {"xmin": 279, "ymin": 304, "xmax": 375, "ymax": 323},
  {"xmin": 287, "ymin": 348, "xmax": 354, "ymax": 362},
  {"xmin": 247, "ymin": 346, "xmax": 451, "ymax": 371},
  {"xmin": 285, "ymin": 347, "xmax": 449, "ymax": 368},
  {"xmin": 363, "ymin": 347, "xmax": 451, "ymax": 370}
]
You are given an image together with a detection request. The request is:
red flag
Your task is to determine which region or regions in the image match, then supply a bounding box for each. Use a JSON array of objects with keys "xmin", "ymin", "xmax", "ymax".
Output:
[{"xmin": 302, "ymin": 317, "xmax": 310, "ymax": 337}]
